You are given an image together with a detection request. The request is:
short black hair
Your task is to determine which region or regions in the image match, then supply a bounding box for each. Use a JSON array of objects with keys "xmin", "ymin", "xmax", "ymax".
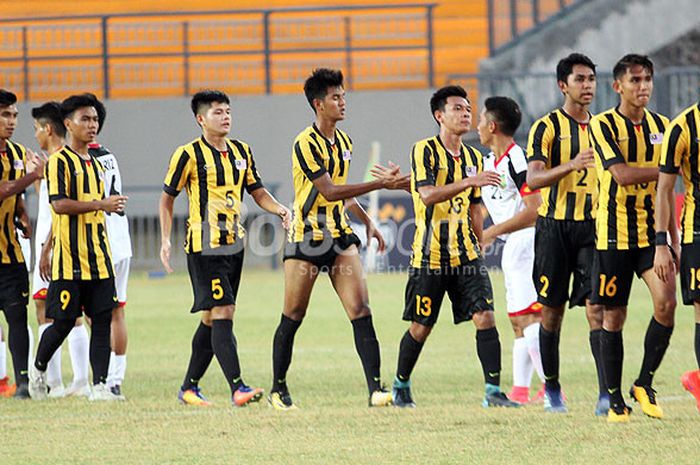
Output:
[
  {"xmin": 0, "ymin": 89, "xmax": 17, "ymax": 107},
  {"xmin": 303, "ymin": 68, "xmax": 344, "ymax": 112},
  {"xmin": 430, "ymin": 85, "xmax": 468, "ymax": 122},
  {"xmin": 31, "ymin": 102, "xmax": 66, "ymax": 138},
  {"xmin": 190, "ymin": 90, "xmax": 230, "ymax": 116},
  {"xmin": 81, "ymin": 93, "xmax": 106, "ymax": 134},
  {"xmin": 556, "ymin": 53, "xmax": 596, "ymax": 83},
  {"xmin": 613, "ymin": 54, "xmax": 654, "ymax": 80},
  {"xmin": 483, "ymin": 96, "xmax": 522, "ymax": 136},
  {"xmin": 60, "ymin": 94, "xmax": 97, "ymax": 121}
]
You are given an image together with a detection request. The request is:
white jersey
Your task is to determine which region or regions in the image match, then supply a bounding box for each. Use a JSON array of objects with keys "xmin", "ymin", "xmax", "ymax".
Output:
[
  {"xmin": 89, "ymin": 143, "xmax": 132, "ymax": 263},
  {"xmin": 481, "ymin": 143, "xmax": 536, "ymax": 241}
]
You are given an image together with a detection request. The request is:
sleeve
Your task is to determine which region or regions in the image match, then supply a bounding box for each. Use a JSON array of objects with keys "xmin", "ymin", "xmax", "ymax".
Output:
[
  {"xmin": 293, "ymin": 138, "xmax": 326, "ymax": 181},
  {"xmin": 243, "ymin": 145, "xmax": 264, "ymax": 193},
  {"xmin": 162, "ymin": 147, "xmax": 192, "ymax": 197},
  {"xmin": 659, "ymin": 120, "xmax": 686, "ymax": 175},
  {"xmin": 411, "ymin": 142, "xmax": 435, "ymax": 188},
  {"xmin": 508, "ymin": 149, "xmax": 538, "ymax": 196},
  {"xmin": 47, "ymin": 155, "xmax": 68, "ymax": 201},
  {"xmin": 526, "ymin": 119, "xmax": 552, "ymax": 164},
  {"xmin": 590, "ymin": 117, "xmax": 626, "ymax": 169},
  {"xmin": 469, "ymin": 147, "xmax": 482, "ymax": 204}
]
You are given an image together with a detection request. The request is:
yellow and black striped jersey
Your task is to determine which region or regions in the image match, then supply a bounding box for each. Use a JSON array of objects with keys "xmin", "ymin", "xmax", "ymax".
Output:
[
  {"xmin": 163, "ymin": 136, "xmax": 264, "ymax": 254},
  {"xmin": 526, "ymin": 108, "xmax": 597, "ymax": 221},
  {"xmin": 288, "ymin": 124, "xmax": 354, "ymax": 242},
  {"xmin": 590, "ymin": 106, "xmax": 668, "ymax": 250},
  {"xmin": 46, "ymin": 145, "xmax": 113, "ymax": 280},
  {"xmin": 660, "ymin": 102, "xmax": 700, "ymax": 244},
  {"xmin": 0, "ymin": 140, "xmax": 26, "ymax": 265},
  {"xmin": 410, "ymin": 135, "xmax": 482, "ymax": 269}
]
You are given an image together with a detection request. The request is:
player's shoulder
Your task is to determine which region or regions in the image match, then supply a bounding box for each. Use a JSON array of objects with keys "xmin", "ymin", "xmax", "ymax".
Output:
[
  {"xmin": 6, "ymin": 139, "xmax": 26, "ymax": 154},
  {"xmin": 172, "ymin": 138, "xmax": 201, "ymax": 157},
  {"xmin": 412, "ymin": 135, "xmax": 439, "ymax": 152},
  {"xmin": 506, "ymin": 144, "xmax": 527, "ymax": 171},
  {"xmin": 668, "ymin": 103, "xmax": 699, "ymax": 129},
  {"xmin": 227, "ymin": 138, "xmax": 251, "ymax": 153},
  {"xmin": 531, "ymin": 109, "xmax": 563, "ymax": 128},
  {"xmin": 645, "ymin": 109, "xmax": 669, "ymax": 127},
  {"xmin": 87, "ymin": 142, "xmax": 112, "ymax": 158},
  {"xmin": 335, "ymin": 127, "xmax": 352, "ymax": 146},
  {"xmin": 294, "ymin": 125, "xmax": 317, "ymax": 144},
  {"xmin": 590, "ymin": 107, "xmax": 617, "ymax": 126}
]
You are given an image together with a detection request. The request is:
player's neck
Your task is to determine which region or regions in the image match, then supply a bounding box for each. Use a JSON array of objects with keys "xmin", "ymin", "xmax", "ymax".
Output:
[
  {"xmin": 490, "ymin": 136, "xmax": 515, "ymax": 159},
  {"xmin": 47, "ymin": 139, "xmax": 64, "ymax": 155},
  {"xmin": 202, "ymin": 132, "xmax": 228, "ymax": 151},
  {"xmin": 561, "ymin": 100, "xmax": 590, "ymax": 123},
  {"xmin": 0, "ymin": 138, "xmax": 6, "ymax": 152},
  {"xmin": 69, "ymin": 140, "xmax": 90, "ymax": 158},
  {"xmin": 314, "ymin": 118, "xmax": 336, "ymax": 142},
  {"xmin": 617, "ymin": 101, "xmax": 646, "ymax": 124},
  {"xmin": 439, "ymin": 128, "xmax": 463, "ymax": 155}
]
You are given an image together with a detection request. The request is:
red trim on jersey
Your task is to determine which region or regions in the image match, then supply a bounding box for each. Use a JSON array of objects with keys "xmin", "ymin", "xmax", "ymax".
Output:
[
  {"xmin": 220, "ymin": 151, "xmax": 228, "ymax": 158},
  {"xmin": 579, "ymin": 123, "xmax": 588, "ymax": 132},
  {"xmin": 117, "ymin": 301, "xmax": 127, "ymax": 308},
  {"xmin": 519, "ymin": 183, "xmax": 539, "ymax": 197},
  {"xmin": 33, "ymin": 288, "xmax": 48, "ymax": 300},
  {"xmin": 509, "ymin": 302, "xmax": 543, "ymax": 317},
  {"xmin": 88, "ymin": 142, "xmax": 101, "ymax": 149},
  {"xmin": 494, "ymin": 142, "xmax": 516, "ymax": 168}
]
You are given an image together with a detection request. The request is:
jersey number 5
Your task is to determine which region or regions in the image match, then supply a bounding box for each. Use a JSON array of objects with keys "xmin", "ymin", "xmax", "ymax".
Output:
[{"xmin": 212, "ymin": 278, "xmax": 224, "ymax": 300}]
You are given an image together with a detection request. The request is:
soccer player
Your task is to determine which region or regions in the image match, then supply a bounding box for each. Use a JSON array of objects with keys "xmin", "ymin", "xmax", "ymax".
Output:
[
  {"xmin": 28, "ymin": 94, "xmax": 127, "ymax": 401},
  {"xmin": 0, "ymin": 89, "xmax": 45, "ymax": 399},
  {"xmin": 160, "ymin": 90, "xmax": 291, "ymax": 408},
  {"xmin": 654, "ymin": 100, "xmax": 700, "ymax": 413},
  {"xmin": 589, "ymin": 54, "xmax": 675, "ymax": 422},
  {"xmin": 477, "ymin": 96, "xmax": 546, "ymax": 404},
  {"xmin": 388, "ymin": 85, "xmax": 519, "ymax": 409},
  {"xmin": 268, "ymin": 68, "xmax": 407, "ymax": 410},
  {"xmin": 86, "ymin": 94, "xmax": 131, "ymax": 399},
  {"xmin": 526, "ymin": 53, "xmax": 607, "ymax": 414},
  {"xmin": 0, "ymin": 327, "xmax": 15, "ymax": 397}
]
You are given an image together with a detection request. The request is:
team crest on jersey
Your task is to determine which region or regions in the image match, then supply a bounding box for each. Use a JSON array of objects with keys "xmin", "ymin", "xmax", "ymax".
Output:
[
  {"xmin": 465, "ymin": 166, "xmax": 477, "ymax": 177},
  {"xmin": 342, "ymin": 150, "xmax": 352, "ymax": 160},
  {"xmin": 649, "ymin": 133, "xmax": 663, "ymax": 144},
  {"xmin": 235, "ymin": 158, "xmax": 247, "ymax": 170},
  {"xmin": 13, "ymin": 159, "xmax": 23, "ymax": 170}
]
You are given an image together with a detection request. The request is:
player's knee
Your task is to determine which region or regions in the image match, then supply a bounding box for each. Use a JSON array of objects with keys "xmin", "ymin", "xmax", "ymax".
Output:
[
  {"xmin": 3, "ymin": 304, "xmax": 28, "ymax": 327},
  {"xmin": 348, "ymin": 303, "xmax": 371, "ymax": 319},
  {"xmin": 409, "ymin": 322, "xmax": 431, "ymax": 342},
  {"xmin": 654, "ymin": 297, "xmax": 676, "ymax": 325},
  {"xmin": 472, "ymin": 310, "xmax": 496, "ymax": 330},
  {"xmin": 602, "ymin": 308, "xmax": 626, "ymax": 331},
  {"xmin": 52, "ymin": 318, "xmax": 77, "ymax": 337}
]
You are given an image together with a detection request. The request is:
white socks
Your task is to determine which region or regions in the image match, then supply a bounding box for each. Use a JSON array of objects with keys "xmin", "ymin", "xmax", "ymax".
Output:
[
  {"xmin": 0, "ymin": 340, "xmax": 6, "ymax": 379},
  {"xmin": 523, "ymin": 322, "xmax": 545, "ymax": 383},
  {"xmin": 68, "ymin": 325, "xmax": 90, "ymax": 385},
  {"xmin": 107, "ymin": 352, "xmax": 127, "ymax": 387},
  {"xmin": 38, "ymin": 323, "xmax": 63, "ymax": 388},
  {"xmin": 512, "ymin": 337, "xmax": 533, "ymax": 388},
  {"xmin": 27, "ymin": 325, "xmax": 34, "ymax": 372}
]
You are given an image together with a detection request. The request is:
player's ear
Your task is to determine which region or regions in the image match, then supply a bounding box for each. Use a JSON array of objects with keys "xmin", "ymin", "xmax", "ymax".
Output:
[
  {"xmin": 557, "ymin": 79, "xmax": 567, "ymax": 96},
  {"xmin": 612, "ymin": 79, "xmax": 621, "ymax": 94}
]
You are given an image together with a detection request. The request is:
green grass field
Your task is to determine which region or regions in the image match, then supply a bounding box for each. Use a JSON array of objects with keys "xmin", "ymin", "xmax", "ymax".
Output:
[{"xmin": 1, "ymin": 269, "xmax": 699, "ymax": 464}]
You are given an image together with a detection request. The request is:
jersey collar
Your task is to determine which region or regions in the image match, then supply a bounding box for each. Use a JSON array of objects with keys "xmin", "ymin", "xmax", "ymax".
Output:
[
  {"xmin": 494, "ymin": 142, "xmax": 516, "ymax": 168},
  {"xmin": 311, "ymin": 123, "xmax": 337, "ymax": 147},
  {"xmin": 435, "ymin": 134, "xmax": 463, "ymax": 159},
  {"xmin": 200, "ymin": 135, "xmax": 232, "ymax": 157}
]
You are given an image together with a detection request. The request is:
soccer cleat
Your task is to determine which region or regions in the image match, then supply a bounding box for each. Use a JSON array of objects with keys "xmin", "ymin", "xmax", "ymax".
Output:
[
  {"xmin": 531, "ymin": 384, "xmax": 546, "ymax": 403},
  {"xmin": 232, "ymin": 384, "xmax": 264, "ymax": 407},
  {"xmin": 48, "ymin": 383, "xmax": 66, "ymax": 399},
  {"xmin": 110, "ymin": 384, "xmax": 126, "ymax": 401},
  {"xmin": 66, "ymin": 380, "xmax": 91, "ymax": 398},
  {"xmin": 607, "ymin": 402, "xmax": 632, "ymax": 423},
  {"xmin": 28, "ymin": 365, "xmax": 48, "ymax": 401},
  {"xmin": 681, "ymin": 369, "xmax": 700, "ymax": 412},
  {"xmin": 178, "ymin": 386, "xmax": 211, "ymax": 406},
  {"xmin": 629, "ymin": 384, "xmax": 663, "ymax": 419},
  {"xmin": 543, "ymin": 387, "xmax": 567, "ymax": 413},
  {"xmin": 88, "ymin": 383, "xmax": 122, "ymax": 401},
  {"xmin": 595, "ymin": 393, "xmax": 610, "ymax": 417},
  {"xmin": 13, "ymin": 384, "xmax": 30, "ymax": 399},
  {"xmin": 268, "ymin": 389, "xmax": 297, "ymax": 411},
  {"xmin": 483, "ymin": 388, "xmax": 521, "ymax": 408},
  {"xmin": 369, "ymin": 387, "xmax": 393, "ymax": 407},
  {"xmin": 508, "ymin": 386, "xmax": 530, "ymax": 404},
  {"xmin": 392, "ymin": 379, "xmax": 416, "ymax": 408},
  {"xmin": 0, "ymin": 376, "xmax": 16, "ymax": 398}
]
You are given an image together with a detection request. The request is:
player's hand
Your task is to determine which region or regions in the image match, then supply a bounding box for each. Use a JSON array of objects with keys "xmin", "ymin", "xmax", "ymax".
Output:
[
  {"xmin": 480, "ymin": 227, "xmax": 497, "ymax": 253},
  {"xmin": 16, "ymin": 215, "xmax": 32, "ymax": 239},
  {"xmin": 278, "ymin": 205, "xmax": 292, "ymax": 230},
  {"xmin": 160, "ymin": 239, "xmax": 173, "ymax": 273},
  {"xmin": 101, "ymin": 195, "xmax": 128, "ymax": 214},
  {"xmin": 366, "ymin": 222, "xmax": 385, "ymax": 253},
  {"xmin": 653, "ymin": 245, "xmax": 676, "ymax": 284},
  {"xmin": 671, "ymin": 242, "xmax": 681, "ymax": 274},
  {"xmin": 570, "ymin": 148, "xmax": 595, "ymax": 171},
  {"xmin": 25, "ymin": 148, "xmax": 48, "ymax": 178},
  {"xmin": 371, "ymin": 162, "xmax": 410, "ymax": 191},
  {"xmin": 469, "ymin": 170, "xmax": 501, "ymax": 188},
  {"xmin": 39, "ymin": 243, "xmax": 52, "ymax": 282}
]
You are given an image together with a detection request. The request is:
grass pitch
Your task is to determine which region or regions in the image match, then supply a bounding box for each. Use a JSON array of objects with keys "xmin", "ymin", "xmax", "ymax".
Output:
[{"xmin": 1, "ymin": 269, "xmax": 699, "ymax": 464}]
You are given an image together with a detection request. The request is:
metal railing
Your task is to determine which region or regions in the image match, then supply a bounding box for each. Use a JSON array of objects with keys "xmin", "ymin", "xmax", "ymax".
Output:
[
  {"xmin": 448, "ymin": 67, "xmax": 700, "ymax": 134},
  {"xmin": 0, "ymin": 5, "xmax": 436, "ymax": 101},
  {"xmin": 487, "ymin": 0, "xmax": 588, "ymax": 55}
]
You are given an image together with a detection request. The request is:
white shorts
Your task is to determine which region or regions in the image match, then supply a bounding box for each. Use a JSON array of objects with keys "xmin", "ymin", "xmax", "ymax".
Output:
[
  {"xmin": 114, "ymin": 257, "xmax": 131, "ymax": 306},
  {"xmin": 501, "ymin": 229, "xmax": 540, "ymax": 316}
]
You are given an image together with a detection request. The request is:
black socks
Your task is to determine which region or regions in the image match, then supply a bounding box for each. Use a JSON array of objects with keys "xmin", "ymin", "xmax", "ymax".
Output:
[
  {"xmin": 182, "ymin": 322, "xmax": 213, "ymax": 390},
  {"xmin": 540, "ymin": 326, "xmax": 560, "ymax": 391},
  {"xmin": 635, "ymin": 317, "xmax": 673, "ymax": 387},
  {"xmin": 476, "ymin": 327, "xmax": 501, "ymax": 386},
  {"xmin": 351, "ymin": 315, "xmax": 382, "ymax": 394},
  {"xmin": 272, "ymin": 314, "xmax": 302, "ymax": 392},
  {"xmin": 211, "ymin": 319, "xmax": 242, "ymax": 393},
  {"xmin": 396, "ymin": 330, "xmax": 424, "ymax": 383}
]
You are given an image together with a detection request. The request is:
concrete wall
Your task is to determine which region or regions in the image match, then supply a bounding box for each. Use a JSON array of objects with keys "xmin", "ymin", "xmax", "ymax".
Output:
[{"xmin": 14, "ymin": 89, "xmax": 438, "ymax": 217}]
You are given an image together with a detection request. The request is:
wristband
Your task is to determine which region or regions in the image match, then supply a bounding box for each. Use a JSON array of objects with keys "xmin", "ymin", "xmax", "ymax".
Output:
[{"xmin": 655, "ymin": 231, "xmax": 668, "ymax": 246}]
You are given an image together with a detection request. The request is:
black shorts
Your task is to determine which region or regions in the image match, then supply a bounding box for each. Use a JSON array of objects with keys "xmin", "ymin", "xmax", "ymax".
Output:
[
  {"xmin": 403, "ymin": 259, "xmax": 494, "ymax": 327},
  {"xmin": 283, "ymin": 233, "xmax": 361, "ymax": 272},
  {"xmin": 533, "ymin": 217, "xmax": 595, "ymax": 308},
  {"xmin": 590, "ymin": 247, "xmax": 654, "ymax": 306},
  {"xmin": 187, "ymin": 250, "xmax": 244, "ymax": 313},
  {"xmin": 46, "ymin": 278, "xmax": 117, "ymax": 320},
  {"xmin": 0, "ymin": 263, "xmax": 29, "ymax": 309},
  {"xmin": 680, "ymin": 242, "xmax": 700, "ymax": 305}
]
